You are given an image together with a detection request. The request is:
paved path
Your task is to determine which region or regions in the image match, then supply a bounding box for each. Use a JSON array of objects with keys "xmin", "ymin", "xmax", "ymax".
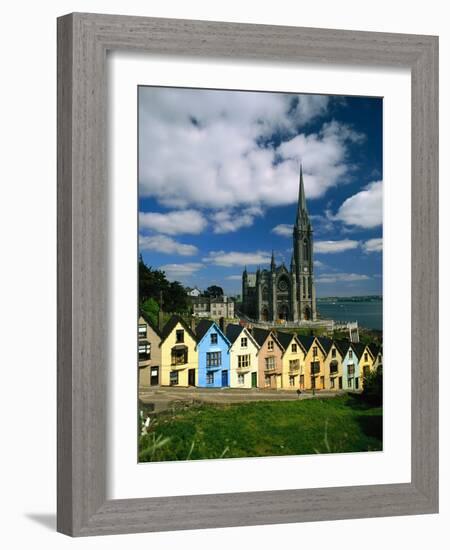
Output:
[{"xmin": 139, "ymin": 386, "xmax": 345, "ymax": 412}]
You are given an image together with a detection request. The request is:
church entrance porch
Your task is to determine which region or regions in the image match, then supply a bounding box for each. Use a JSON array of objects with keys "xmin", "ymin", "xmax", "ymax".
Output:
[
  {"xmin": 278, "ymin": 304, "xmax": 289, "ymax": 321},
  {"xmin": 261, "ymin": 307, "xmax": 269, "ymax": 321},
  {"xmin": 303, "ymin": 306, "xmax": 311, "ymax": 321}
]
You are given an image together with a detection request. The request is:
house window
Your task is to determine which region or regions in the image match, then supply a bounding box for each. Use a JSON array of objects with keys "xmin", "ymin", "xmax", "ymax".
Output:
[
  {"xmin": 241, "ymin": 337, "xmax": 248, "ymax": 348},
  {"xmin": 300, "ymin": 374, "xmax": 305, "ymax": 388},
  {"xmin": 363, "ymin": 366, "xmax": 370, "ymax": 377},
  {"xmin": 289, "ymin": 376, "xmax": 296, "ymax": 387},
  {"xmin": 138, "ymin": 343, "xmax": 151, "ymax": 361},
  {"xmin": 289, "ymin": 359, "xmax": 299, "ymax": 371},
  {"xmin": 265, "ymin": 356, "xmax": 275, "ymax": 370},
  {"xmin": 312, "ymin": 346, "xmax": 318, "ymax": 357},
  {"xmin": 171, "ymin": 348, "xmax": 188, "ymax": 365},
  {"xmin": 330, "ymin": 362, "xmax": 338, "ymax": 375},
  {"xmin": 291, "ymin": 343, "xmax": 297, "ymax": 353},
  {"xmin": 355, "ymin": 377, "xmax": 359, "ymax": 390},
  {"xmin": 348, "ymin": 349, "xmax": 353, "ymax": 359},
  {"xmin": 206, "ymin": 351, "xmax": 222, "ymax": 367},
  {"xmin": 267, "ymin": 340, "xmax": 274, "ymax": 351},
  {"xmin": 206, "ymin": 372, "xmax": 214, "ymax": 384},
  {"xmin": 170, "ymin": 371, "xmax": 179, "ymax": 385},
  {"xmin": 176, "ymin": 329, "xmax": 184, "ymax": 343},
  {"xmin": 348, "ymin": 377, "xmax": 353, "ymax": 388},
  {"xmin": 238, "ymin": 355, "xmax": 250, "ymax": 368},
  {"xmin": 138, "ymin": 324, "xmax": 147, "ymax": 339},
  {"xmin": 210, "ymin": 333, "xmax": 218, "ymax": 344},
  {"xmin": 364, "ymin": 352, "xmax": 368, "ymax": 361},
  {"xmin": 310, "ymin": 361, "xmax": 320, "ymax": 375},
  {"xmin": 348, "ymin": 364, "xmax": 355, "ymax": 376},
  {"xmin": 330, "ymin": 377, "xmax": 335, "ymax": 389},
  {"xmin": 331, "ymin": 348, "xmax": 336, "ymax": 358},
  {"xmin": 238, "ymin": 373, "xmax": 245, "ymax": 385},
  {"xmin": 264, "ymin": 375, "xmax": 271, "ymax": 387}
]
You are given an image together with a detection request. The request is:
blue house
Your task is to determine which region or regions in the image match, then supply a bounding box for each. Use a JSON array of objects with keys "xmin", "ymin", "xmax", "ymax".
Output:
[
  {"xmin": 337, "ymin": 341, "xmax": 364, "ymax": 391},
  {"xmin": 195, "ymin": 320, "xmax": 231, "ymax": 388}
]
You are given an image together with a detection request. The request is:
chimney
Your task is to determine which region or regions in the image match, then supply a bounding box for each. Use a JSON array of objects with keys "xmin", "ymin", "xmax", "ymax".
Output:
[
  {"xmin": 190, "ymin": 316, "xmax": 196, "ymax": 333},
  {"xmin": 219, "ymin": 316, "xmax": 226, "ymax": 334}
]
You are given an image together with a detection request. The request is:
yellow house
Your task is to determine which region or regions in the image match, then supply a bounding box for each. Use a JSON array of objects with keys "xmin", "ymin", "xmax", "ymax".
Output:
[
  {"xmin": 358, "ymin": 344, "xmax": 376, "ymax": 386},
  {"xmin": 276, "ymin": 331, "xmax": 307, "ymax": 390},
  {"xmin": 318, "ymin": 337, "xmax": 344, "ymax": 391},
  {"xmin": 369, "ymin": 343, "xmax": 383, "ymax": 373},
  {"xmin": 159, "ymin": 315, "xmax": 198, "ymax": 387},
  {"xmin": 138, "ymin": 311, "xmax": 162, "ymax": 387},
  {"xmin": 297, "ymin": 335, "xmax": 327, "ymax": 390}
]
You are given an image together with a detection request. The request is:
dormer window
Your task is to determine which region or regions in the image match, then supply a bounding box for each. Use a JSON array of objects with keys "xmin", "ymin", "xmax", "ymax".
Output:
[
  {"xmin": 313, "ymin": 346, "xmax": 318, "ymax": 357},
  {"xmin": 267, "ymin": 340, "xmax": 274, "ymax": 351},
  {"xmin": 176, "ymin": 329, "xmax": 184, "ymax": 343},
  {"xmin": 241, "ymin": 337, "xmax": 248, "ymax": 348},
  {"xmin": 331, "ymin": 348, "xmax": 336, "ymax": 358},
  {"xmin": 291, "ymin": 343, "xmax": 297, "ymax": 353},
  {"xmin": 349, "ymin": 349, "xmax": 353, "ymax": 359},
  {"xmin": 210, "ymin": 333, "xmax": 218, "ymax": 345}
]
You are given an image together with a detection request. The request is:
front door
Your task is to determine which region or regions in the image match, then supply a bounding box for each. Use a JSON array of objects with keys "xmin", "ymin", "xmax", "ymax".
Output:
[
  {"xmin": 150, "ymin": 366, "xmax": 159, "ymax": 386},
  {"xmin": 251, "ymin": 372, "xmax": 257, "ymax": 388},
  {"xmin": 221, "ymin": 370, "xmax": 228, "ymax": 387},
  {"xmin": 338, "ymin": 376, "xmax": 343, "ymax": 389},
  {"xmin": 188, "ymin": 368, "xmax": 195, "ymax": 386}
]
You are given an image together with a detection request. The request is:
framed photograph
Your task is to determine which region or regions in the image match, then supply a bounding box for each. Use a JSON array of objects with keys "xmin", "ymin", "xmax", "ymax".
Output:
[{"xmin": 57, "ymin": 13, "xmax": 438, "ymax": 536}]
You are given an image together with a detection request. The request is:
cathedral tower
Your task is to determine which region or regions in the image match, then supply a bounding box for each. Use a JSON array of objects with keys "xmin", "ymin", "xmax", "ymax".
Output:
[{"xmin": 293, "ymin": 165, "xmax": 317, "ymax": 320}]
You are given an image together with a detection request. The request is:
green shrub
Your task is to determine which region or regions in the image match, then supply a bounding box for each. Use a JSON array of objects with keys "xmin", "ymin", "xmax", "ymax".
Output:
[{"xmin": 362, "ymin": 368, "xmax": 383, "ymax": 406}]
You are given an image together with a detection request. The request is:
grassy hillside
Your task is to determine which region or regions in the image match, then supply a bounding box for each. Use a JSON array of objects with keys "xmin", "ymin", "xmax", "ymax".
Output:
[{"xmin": 139, "ymin": 395, "xmax": 382, "ymax": 462}]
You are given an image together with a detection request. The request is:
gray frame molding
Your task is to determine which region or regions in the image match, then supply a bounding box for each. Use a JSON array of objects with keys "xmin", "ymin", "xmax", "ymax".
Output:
[{"xmin": 57, "ymin": 13, "xmax": 438, "ymax": 537}]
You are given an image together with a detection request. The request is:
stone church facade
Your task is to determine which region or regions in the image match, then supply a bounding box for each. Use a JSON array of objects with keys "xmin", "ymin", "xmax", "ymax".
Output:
[{"xmin": 242, "ymin": 166, "xmax": 317, "ymax": 322}]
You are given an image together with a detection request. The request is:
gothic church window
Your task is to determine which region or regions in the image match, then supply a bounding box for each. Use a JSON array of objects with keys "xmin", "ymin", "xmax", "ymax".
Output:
[{"xmin": 303, "ymin": 238, "xmax": 309, "ymax": 261}]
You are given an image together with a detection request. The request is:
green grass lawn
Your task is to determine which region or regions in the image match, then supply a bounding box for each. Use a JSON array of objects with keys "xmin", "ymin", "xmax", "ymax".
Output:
[{"xmin": 139, "ymin": 395, "xmax": 382, "ymax": 462}]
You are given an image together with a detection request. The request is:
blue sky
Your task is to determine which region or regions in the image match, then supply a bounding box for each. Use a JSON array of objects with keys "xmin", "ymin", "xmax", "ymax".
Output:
[{"xmin": 138, "ymin": 86, "xmax": 382, "ymax": 297}]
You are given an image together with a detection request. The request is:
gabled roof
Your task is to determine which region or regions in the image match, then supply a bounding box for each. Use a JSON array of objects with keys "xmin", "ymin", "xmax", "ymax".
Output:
[
  {"xmin": 225, "ymin": 323, "xmax": 244, "ymax": 343},
  {"xmin": 226, "ymin": 324, "xmax": 260, "ymax": 349},
  {"xmin": 139, "ymin": 309, "xmax": 162, "ymax": 339},
  {"xmin": 275, "ymin": 330, "xmax": 295, "ymax": 351},
  {"xmin": 159, "ymin": 315, "xmax": 197, "ymax": 344},
  {"xmin": 317, "ymin": 336, "xmax": 333, "ymax": 355},
  {"xmin": 334, "ymin": 339, "xmax": 350, "ymax": 357},
  {"xmin": 195, "ymin": 319, "xmax": 215, "ymax": 342},
  {"xmin": 368, "ymin": 342, "xmax": 380, "ymax": 357},
  {"xmin": 352, "ymin": 342, "xmax": 367, "ymax": 360},
  {"xmin": 296, "ymin": 334, "xmax": 319, "ymax": 354},
  {"xmin": 195, "ymin": 319, "xmax": 231, "ymax": 348},
  {"xmin": 251, "ymin": 327, "xmax": 282, "ymax": 350}
]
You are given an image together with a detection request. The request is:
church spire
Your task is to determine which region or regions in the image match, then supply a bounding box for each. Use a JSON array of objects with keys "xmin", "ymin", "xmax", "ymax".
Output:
[
  {"xmin": 295, "ymin": 163, "xmax": 309, "ymax": 228},
  {"xmin": 270, "ymin": 250, "xmax": 276, "ymax": 271}
]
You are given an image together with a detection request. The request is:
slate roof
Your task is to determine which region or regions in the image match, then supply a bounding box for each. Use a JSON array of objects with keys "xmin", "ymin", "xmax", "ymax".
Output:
[
  {"xmin": 352, "ymin": 342, "xmax": 367, "ymax": 360},
  {"xmin": 159, "ymin": 315, "xmax": 197, "ymax": 344},
  {"xmin": 275, "ymin": 331, "xmax": 296, "ymax": 351},
  {"xmin": 195, "ymin": 319, "xmax": 215, "ymax": 342},
  {"xmin": 139, "ymin": 309, "xmax": 162, "ymax": 339},
  {"xmin": 296, "ymin": 334, "xmax": 316, "ymax": 353},
  {"xmin": 225, "ymin": 323, "xmax": 244, "ymax": 344},
  {"xmin": 251, "ymin": 327, "xmax": 275, "ymax": 348},
  {"xmin": 333, "ymin": 339, "xmax": 350, "ymax": 357},
  {"xmin": 368, "ymin": 342, "xmax": 380, "ymax": 357},
  {"xmin": 317, "ymin": 336, "xmax": 333, "ymax": 355}
]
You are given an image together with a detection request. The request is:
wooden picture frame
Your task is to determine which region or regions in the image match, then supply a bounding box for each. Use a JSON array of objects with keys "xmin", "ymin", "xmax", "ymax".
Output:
[{"xmin": 57, "ymin": 12, "xmax": 438, "ymax": 536}]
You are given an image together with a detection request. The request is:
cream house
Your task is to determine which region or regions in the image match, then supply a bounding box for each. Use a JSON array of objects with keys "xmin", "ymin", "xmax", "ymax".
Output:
[{"xmin": 226, "ymin": 324, "xmax": 260, "ymax": 388}]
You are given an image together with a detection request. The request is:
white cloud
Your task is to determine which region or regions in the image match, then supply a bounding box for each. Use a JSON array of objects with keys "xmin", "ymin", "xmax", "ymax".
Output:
[
  {"xmin": 139, "ymin": 87, "xmax": 364, "ymax": 210},
  {"xmin": 139, "ymin": 234, "xmax": 198, "ymax": 256},
  {"xmin": 271, "ymin": 224, "xmax": 293, "ymax": 237},
  {"xmin": 334, "ymin": 180, "xmax": 382, "ymax": 228},
  {"xmin": 139, "ymin": 209, "xmax": 207, "ymax": 235},
  {"xmin": 362, "ymin": 238, "xmax": 383, "ymax": 253},
  {"xmin": 159, "ymin": 262, "xmax": 203, "ymax": 279},
  {"xmin": 211, "ymin": 206, "xmax": 263, "ymax": 234},
  {"xmin": 316, "ymin": 272, "xmax": 370, "ymax": 284},
  {"xmin": 204, "ymin": 250, "xmax": 271, "ymax": 267},
  {"xmin": 315, "ymin": 239, "xmax": 359, "ymax": 254},
  {"xmin": 314, "ymin": 260, "xmax": 327, "ymax": 269}
]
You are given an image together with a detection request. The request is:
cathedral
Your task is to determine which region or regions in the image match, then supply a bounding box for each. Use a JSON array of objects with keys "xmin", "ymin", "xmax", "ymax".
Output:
[{"xmin": 242, "ymin": 166, "xmax": 317, "ymax": 322}]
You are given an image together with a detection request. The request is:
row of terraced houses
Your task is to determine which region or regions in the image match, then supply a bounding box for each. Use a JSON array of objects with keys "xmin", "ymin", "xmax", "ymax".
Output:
[{"xmin": 138, "ymin": 312, "xmax": 382, "ymax": 391}]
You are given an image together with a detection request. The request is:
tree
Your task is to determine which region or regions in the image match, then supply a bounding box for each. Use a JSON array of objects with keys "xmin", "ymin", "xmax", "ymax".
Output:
[
  {"xmin": 204, "ymin": 285, "xmax": 224, "ymax": 298},
  {"xmin": 361, "ymin": 368, "xmax": 382, "ymax": 406},
  {"xmin": 139, "ymin": 255, "xmax": 189, "ymax": 315}
]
